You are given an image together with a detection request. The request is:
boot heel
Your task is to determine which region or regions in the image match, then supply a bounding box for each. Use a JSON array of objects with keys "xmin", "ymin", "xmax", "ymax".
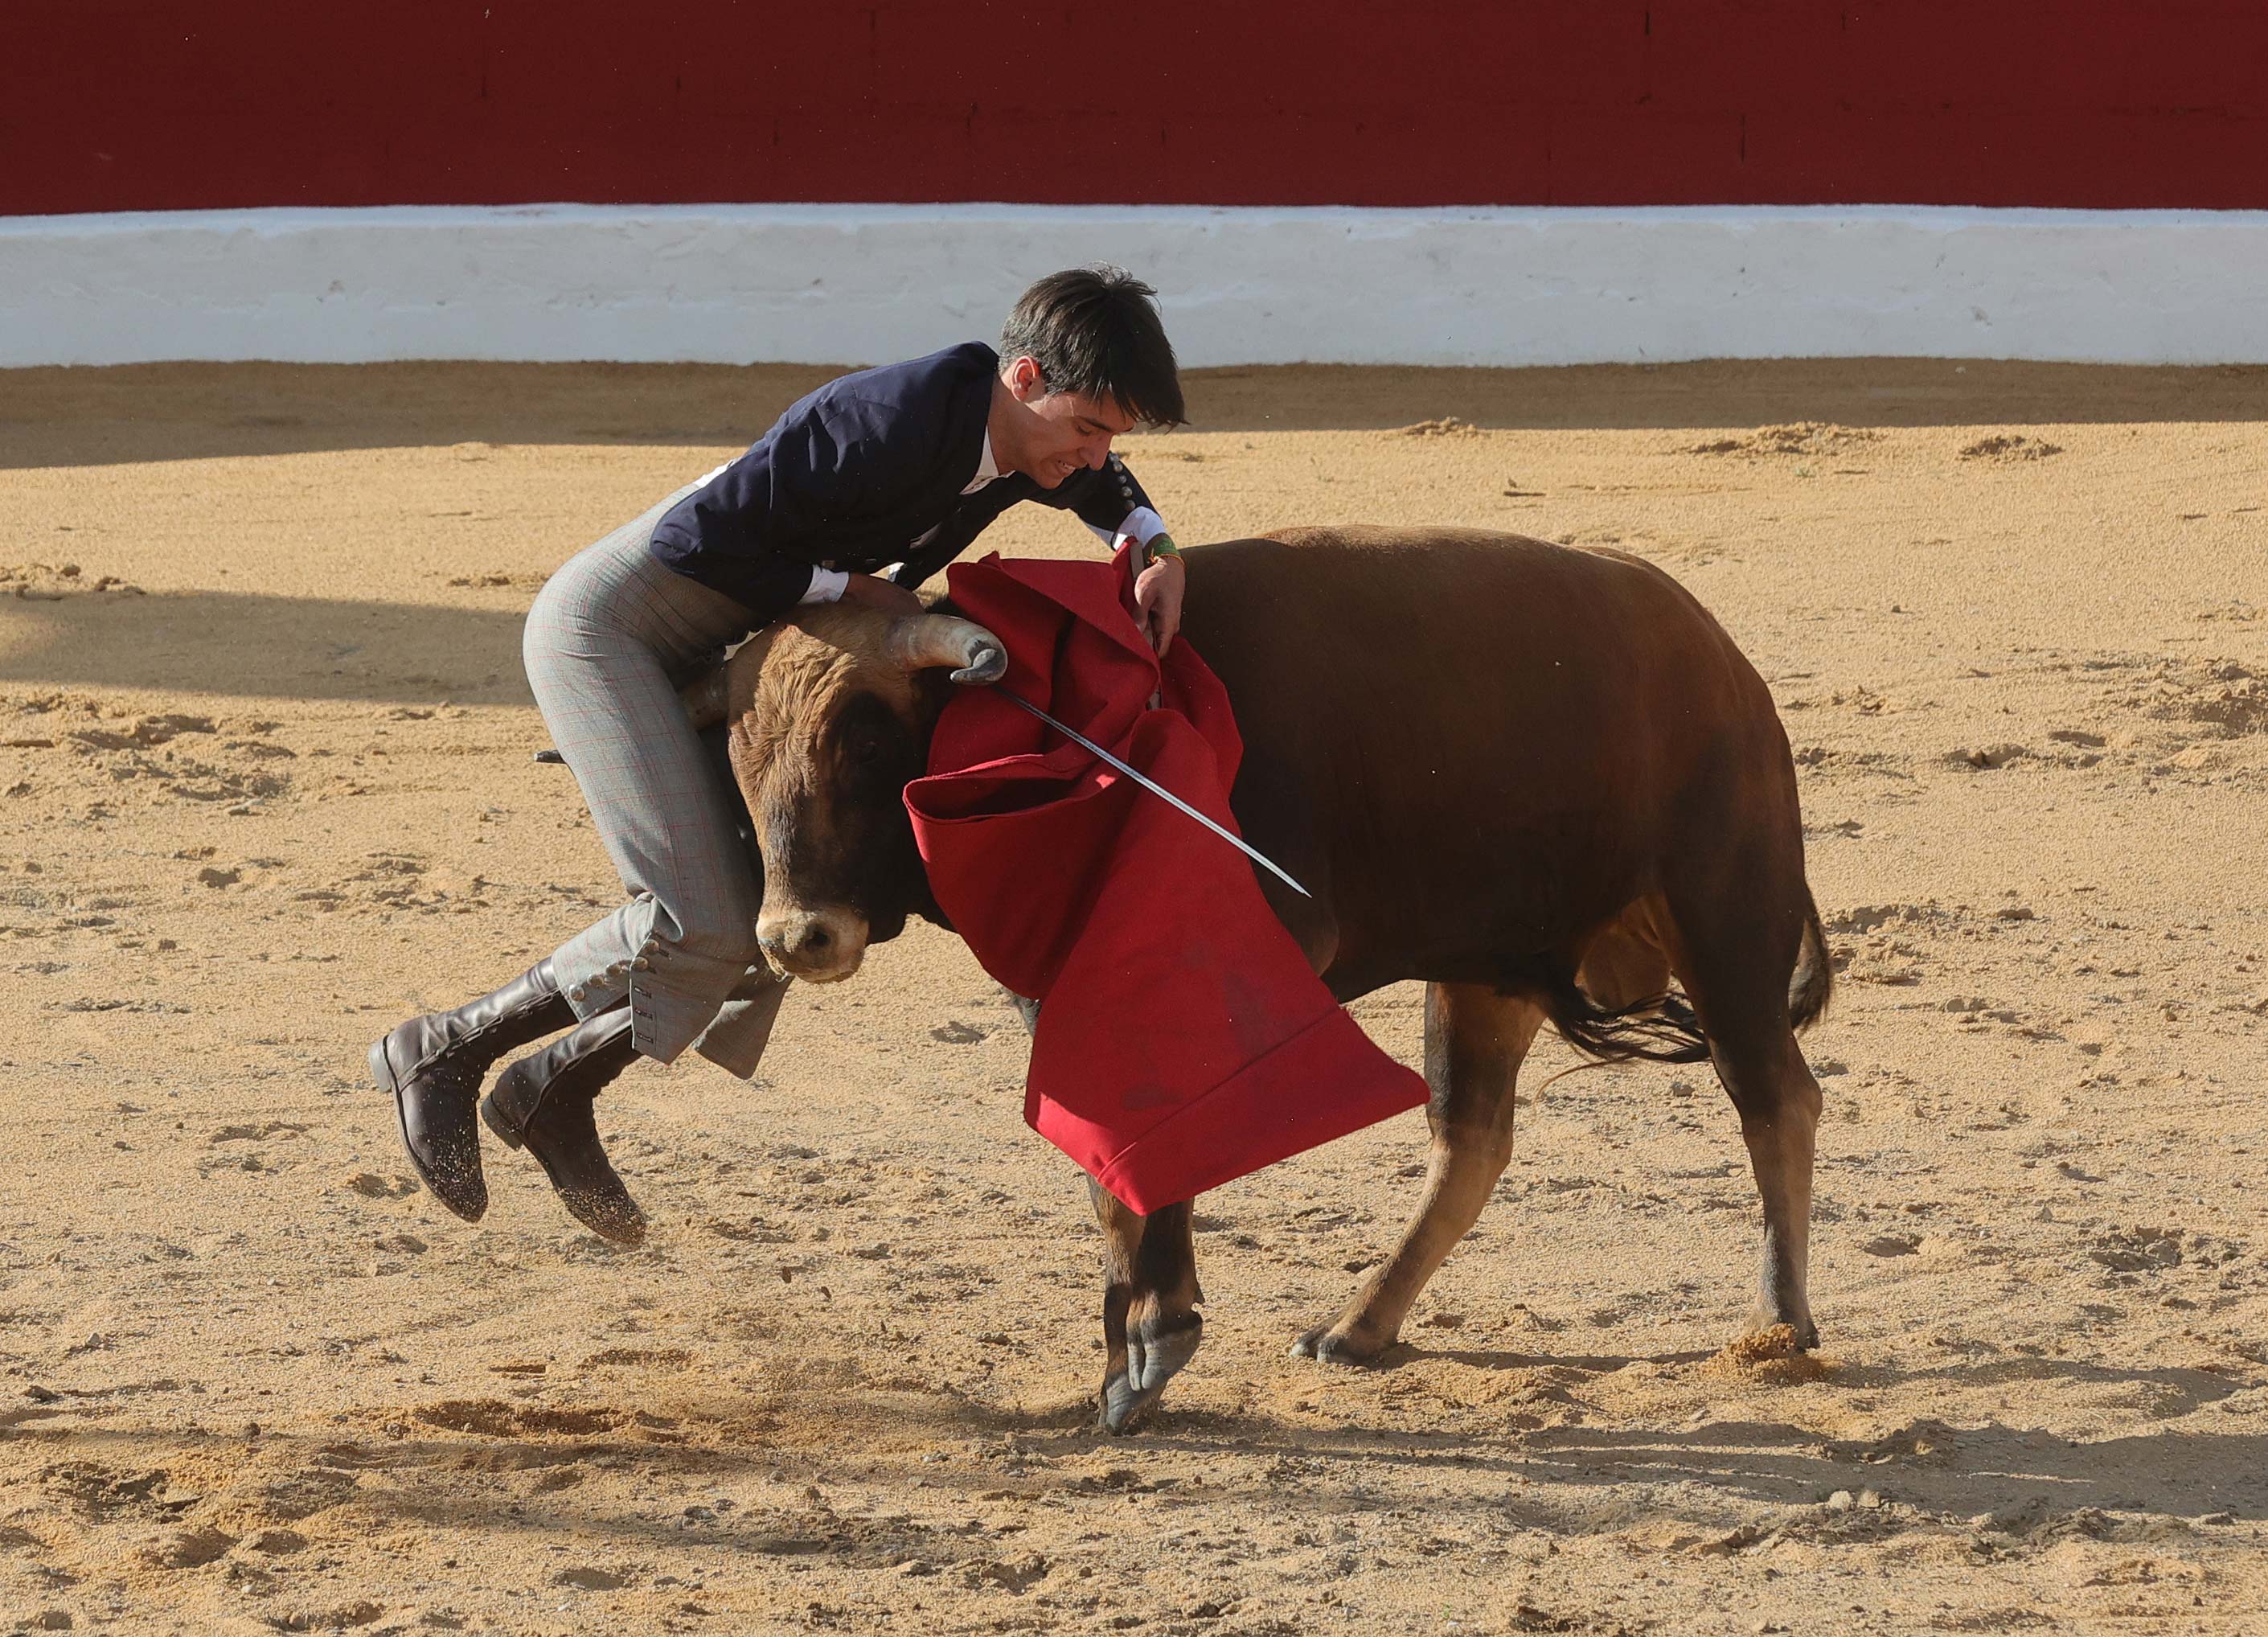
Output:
[
  {"xmin": 481, "ymin": 1083, "xmax": 528, "ymax": 1151},
  {"xmin": 367, "ymin": 1036, "xmax": 400, "ymax": 1095}
]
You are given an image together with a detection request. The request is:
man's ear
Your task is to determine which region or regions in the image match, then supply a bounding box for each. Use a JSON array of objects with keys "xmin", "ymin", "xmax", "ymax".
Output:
[{"xmin": 1006, "ymin": 354, "xmax": 1044, "ymax": 402}]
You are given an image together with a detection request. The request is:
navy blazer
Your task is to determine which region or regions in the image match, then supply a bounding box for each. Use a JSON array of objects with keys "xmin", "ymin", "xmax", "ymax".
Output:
[{"xmin": 646, "ymin": 342, "xmax": 1158, "ymax": 622}]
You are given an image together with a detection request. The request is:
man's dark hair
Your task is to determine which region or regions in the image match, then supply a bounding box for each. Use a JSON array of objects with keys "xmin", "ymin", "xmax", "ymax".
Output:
[{"xmin": 999, "ymin": 265, "xmax": 1186, "ymax": 428}]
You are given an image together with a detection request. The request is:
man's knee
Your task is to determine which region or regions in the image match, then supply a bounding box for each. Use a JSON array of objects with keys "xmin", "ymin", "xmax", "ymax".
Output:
[
  {"xmin": 521, "ymin": 576, "xmax": 575, "ymax": 662},
  {"xmin": 664, "ymin": 904, "xmax": 765, "ymax": 974}
]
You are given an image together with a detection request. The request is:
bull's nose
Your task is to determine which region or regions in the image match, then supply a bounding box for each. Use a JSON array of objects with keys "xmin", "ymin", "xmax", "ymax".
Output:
[
  {"xmin": 757, "ymin": 921, "xmax": 830, "ymax": 965},
  {"xmin": 756, "ymin": 907, "xmax": 869, "ymax": 983}
]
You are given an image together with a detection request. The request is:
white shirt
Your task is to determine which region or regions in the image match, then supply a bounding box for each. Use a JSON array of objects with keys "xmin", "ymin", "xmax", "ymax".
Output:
[{"xmin": 964, "ymin": 430, "xmax": 1002, "ymax": 494}]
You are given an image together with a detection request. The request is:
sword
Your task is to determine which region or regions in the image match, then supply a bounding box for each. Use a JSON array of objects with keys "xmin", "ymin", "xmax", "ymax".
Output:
[{"xmin": 997, "ymin": 691, "xmax": 1313, "ymax": 900}]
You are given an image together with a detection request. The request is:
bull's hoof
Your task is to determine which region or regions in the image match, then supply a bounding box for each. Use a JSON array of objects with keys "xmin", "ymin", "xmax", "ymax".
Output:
[
  {"xmin": 1097, "ymin": 1311, "xmax": 1202, "ymax": 1434},
  {"xmin": 1745, "ymin": 1313, "xmax": 1821, "ymax": 1352},
  {"xmin": 1289, "ymin": 1323, "xmax": 1393, "ymax": 1367}
]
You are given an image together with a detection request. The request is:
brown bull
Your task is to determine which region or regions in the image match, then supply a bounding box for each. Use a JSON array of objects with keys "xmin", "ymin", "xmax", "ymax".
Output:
[{"xmin": 687, "ymin": 527, "xmax": 1831, "ymax": 1430}]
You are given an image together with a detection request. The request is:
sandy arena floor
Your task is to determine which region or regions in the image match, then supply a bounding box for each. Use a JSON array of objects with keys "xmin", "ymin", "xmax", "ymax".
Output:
[{"xmin": 2, "ymin": 359, "xmax": 2265, "ymax": 1635}]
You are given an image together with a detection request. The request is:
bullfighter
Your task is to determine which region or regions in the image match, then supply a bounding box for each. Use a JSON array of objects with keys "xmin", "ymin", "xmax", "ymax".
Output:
[{"xmin": 368, "ymin": 265, "xmax": 1190, "ymax": 1241}]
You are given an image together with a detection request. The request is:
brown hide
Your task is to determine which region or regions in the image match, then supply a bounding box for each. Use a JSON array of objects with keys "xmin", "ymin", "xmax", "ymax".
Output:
[{"xmin": 1175, "ymin": 527, "xmax": 1817, "ymax": 1011}]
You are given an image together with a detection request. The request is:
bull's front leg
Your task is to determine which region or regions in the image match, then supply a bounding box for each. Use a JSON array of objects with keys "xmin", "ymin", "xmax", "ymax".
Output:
[
  {"xmin": 1089, "ymin": 1180, "xmax": 1204, "ymax": 1433},
  {"xmin": 1294, "ymin": 983, "xmax": 1541, "ymax": 1364}
]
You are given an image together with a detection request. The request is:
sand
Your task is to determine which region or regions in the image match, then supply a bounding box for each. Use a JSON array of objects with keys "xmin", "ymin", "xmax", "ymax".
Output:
[{"xmin": 1, "ymin": 358, "xmax": 2265, "ymax": 1635}]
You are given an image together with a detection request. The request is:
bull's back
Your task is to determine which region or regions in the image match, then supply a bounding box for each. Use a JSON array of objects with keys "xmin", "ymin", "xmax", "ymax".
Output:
[{"xmin": 1178, "ymin": 527, "xmax": 1791, "ymax": 979}]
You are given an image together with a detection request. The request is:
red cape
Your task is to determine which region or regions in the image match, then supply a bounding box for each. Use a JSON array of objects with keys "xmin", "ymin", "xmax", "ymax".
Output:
[{"xmin": 904, "ymin": 549, "xmax": 1427, "ymax": 1212}]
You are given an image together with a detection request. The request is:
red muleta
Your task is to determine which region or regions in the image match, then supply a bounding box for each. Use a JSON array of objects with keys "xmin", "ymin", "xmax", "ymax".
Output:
[{"xmin": 905, "ymin": 548, "xmax": 1427, "ymax": 1212}]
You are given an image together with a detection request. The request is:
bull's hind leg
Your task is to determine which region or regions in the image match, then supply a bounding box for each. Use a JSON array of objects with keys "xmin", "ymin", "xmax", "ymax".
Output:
[
  {"xmin": 1293, "ymin": 983, "xmax": 1544, "ymax": 1365},
  {"xmin": 1090, "ymin": 1182, "xmax": 1204, "ymax": 1433},
  {"xmin": 1671, "ymin": 907, "xmax": 1824, "ymax": 1348},
  {"xmin": 1712, "ymin": 1022, "xmax": 1822, "ymax": 1346}
]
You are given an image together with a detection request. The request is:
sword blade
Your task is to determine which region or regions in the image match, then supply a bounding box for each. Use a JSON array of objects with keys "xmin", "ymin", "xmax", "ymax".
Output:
[{"xmin": 999, "ymin": 691, "xmax": 1313, "ymax": 900}]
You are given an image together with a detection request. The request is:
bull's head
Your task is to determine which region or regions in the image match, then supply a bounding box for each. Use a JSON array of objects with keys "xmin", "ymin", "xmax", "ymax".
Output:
[{"xmin": 683, "ymin": 606, "xmax": 1004, "ymax": 984}]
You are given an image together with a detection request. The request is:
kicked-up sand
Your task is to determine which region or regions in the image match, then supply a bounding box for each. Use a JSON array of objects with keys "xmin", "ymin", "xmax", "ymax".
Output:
[{"xmin": 0, "ymin": 358, "xmax": 2264, "ymax": 1635}]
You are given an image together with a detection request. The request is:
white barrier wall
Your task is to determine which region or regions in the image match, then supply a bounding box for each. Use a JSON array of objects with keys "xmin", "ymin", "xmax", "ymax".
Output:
[{"xmin": 4, "ymin": 203, "xmax": 2266, "ymax": 368}]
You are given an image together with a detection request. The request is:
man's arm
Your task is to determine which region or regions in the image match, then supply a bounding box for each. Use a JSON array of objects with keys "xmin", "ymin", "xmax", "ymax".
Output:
[
  {"xmin": 1039, "ymin": 452, "xmax": 1167, "ymax": 551},
  {"xmin": 1039, "ymin": 453, "xmax": 1187, "ymax": 655},
  {"xmin": 650, "ymin": 406, "xmax": 915, "ymax": 615},
  {"xmin": 1131, "ymin": 544, "xmax": 1186, "ymax": 658}
]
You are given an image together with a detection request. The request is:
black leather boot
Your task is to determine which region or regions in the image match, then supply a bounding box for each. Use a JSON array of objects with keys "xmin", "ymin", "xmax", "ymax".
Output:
[
  {"xmin": 368, "ymin": 959, "xmax": 574, "ymax": 1222},
  {"xmin": 481, "ymin": 1005, "xmax": 647, "ymax": 1246}
]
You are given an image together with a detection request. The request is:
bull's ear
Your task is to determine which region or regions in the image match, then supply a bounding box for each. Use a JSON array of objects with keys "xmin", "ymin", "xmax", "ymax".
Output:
[
  {"xmin": 887, "ymin": 613, "xmax": 1007, "ymax": 686},
  {"xmin": 679, "ymin": 665, "xmax": 730, "ymax": 731},
  {"xmin": 680, "ymin": 628, "xmax": 783, "ymax": 729}
]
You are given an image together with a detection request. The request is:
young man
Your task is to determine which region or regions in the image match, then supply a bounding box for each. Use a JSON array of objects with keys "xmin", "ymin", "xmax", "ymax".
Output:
[{"xmin": 370, "ymin": 265, "xmax": 1188, "ymax": 1243}]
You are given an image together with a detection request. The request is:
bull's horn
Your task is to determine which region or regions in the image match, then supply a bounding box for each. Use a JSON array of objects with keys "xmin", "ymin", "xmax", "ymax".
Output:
[{"xmin": 888, "ymin": 613, "xmax": 1007, "ymax": 686}]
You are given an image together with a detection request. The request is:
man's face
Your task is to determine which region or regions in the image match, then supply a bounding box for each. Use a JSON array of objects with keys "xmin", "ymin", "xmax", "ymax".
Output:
[{"xmin": 1005, "ymin": 355, "xmax": 1137, "ymax": 487}]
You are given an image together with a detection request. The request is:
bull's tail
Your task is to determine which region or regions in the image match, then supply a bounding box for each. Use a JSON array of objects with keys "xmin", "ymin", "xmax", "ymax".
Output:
[
  {"xmin": 1789, "ymin": 888, "xmax": 1833, "ymax": 1032},
  {"xmin": 1535, "ymin": 970, "xmax": 1712, "ymax": 1067}
]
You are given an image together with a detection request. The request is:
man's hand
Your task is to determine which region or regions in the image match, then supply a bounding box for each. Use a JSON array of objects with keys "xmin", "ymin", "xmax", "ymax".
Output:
[
  {"xmin": 1134, "ymin": 552, "xmax": 1186, "ymax": 658},
  {"xmin": 839, "ymin": 572, "xmax": 925, "ymax": 619}
]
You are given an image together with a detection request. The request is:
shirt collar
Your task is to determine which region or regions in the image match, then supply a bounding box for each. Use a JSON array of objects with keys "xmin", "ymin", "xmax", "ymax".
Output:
[{"xmin": 967, "ymin": 430, "xmax": 1000, "ymax": 490}]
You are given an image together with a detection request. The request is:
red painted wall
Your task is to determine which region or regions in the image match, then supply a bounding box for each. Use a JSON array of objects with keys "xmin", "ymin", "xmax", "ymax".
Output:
[{"xmin": 6, "ymin": 1, "xmax": 2264, "ymax": 215}]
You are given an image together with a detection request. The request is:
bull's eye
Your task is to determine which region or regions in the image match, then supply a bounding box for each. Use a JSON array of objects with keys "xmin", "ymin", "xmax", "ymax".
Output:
[{"xmin": 831, "ymin": 692, "xmax": 901, "ymax": 778}]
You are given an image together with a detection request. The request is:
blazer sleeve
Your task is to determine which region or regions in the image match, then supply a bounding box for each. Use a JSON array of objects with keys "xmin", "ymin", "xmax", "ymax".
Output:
[
  {"xmin": 1033, "ymin": 453, "xmax": 1162, "ymax": 542},
  {"xmin": 649, "ymin": 405, "xmax": 903, "ymax": 611}
]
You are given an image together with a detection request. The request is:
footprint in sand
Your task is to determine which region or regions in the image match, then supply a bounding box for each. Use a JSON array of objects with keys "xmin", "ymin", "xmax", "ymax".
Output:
[
  {"xmin": 445, "ymin": 570, "xmax": 550, "ymax": 592},
  {"xmin": 1958, "ymin": 433, "xmax": 2063, "ymax": 462},
  {"xmin": 211, "ymin": 1122, "xmax": 306, "ymax": 1144},
  {"xmin": 412, "ymin": 1399, "xmax": 621, "ymax": 1438},
  {"xmin": 344, "ymin": 1173, "xmax": 417, "ymax": 1200},
  {"xmin": 258, "ymin": 1468, "xmax": 363, "ymax": 1524},
  {"xmin": 1688, "ymin": 423, "xmax": 1878, "ymax": 459},
  {"xmin": 143, "ymin": 1525, "xmax": 237, "ymax": 1569},
  {"xmin": 1948, "ymin": 742, "xmax": 2030, "ymax": 769},
  {"xmin": 580, "ymin": 1347, "xmax": 695, "ymax": 1368},
  {"xmin": 3, "ymin": 563, "xmax": 146, "ymax": 598},
  {"xmin": 277, "ymin": 1600, "xmax": 383, "ymax": 1630},
  {"xmin": 552, "ymin": 1566, "xmax": 628, "ymax": 1591},
  {"xmin": 41, "ymin": 1461, "xmax": 187, "ymax": 1520}
]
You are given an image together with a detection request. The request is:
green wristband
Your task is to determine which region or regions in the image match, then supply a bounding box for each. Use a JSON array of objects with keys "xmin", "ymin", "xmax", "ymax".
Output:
[{"xmin": 1146, "ymin": 534, "xmax": 1181, "ymax": 561}]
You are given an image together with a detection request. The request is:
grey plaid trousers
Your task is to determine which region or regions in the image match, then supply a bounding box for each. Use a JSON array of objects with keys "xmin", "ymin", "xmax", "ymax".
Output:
[{"xmin": 526, "ymin": 490, "xmax": 789, "ymax": 1073}]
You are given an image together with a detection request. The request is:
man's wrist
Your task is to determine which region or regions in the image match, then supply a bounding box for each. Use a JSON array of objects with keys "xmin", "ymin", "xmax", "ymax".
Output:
[
  {"xmin": 801, "ymin": 566, "xmax": 851, "ymax": 605},
  {"xmin": 1146, "ymin": 534, "xmax": 1181, "ymax": 564}
]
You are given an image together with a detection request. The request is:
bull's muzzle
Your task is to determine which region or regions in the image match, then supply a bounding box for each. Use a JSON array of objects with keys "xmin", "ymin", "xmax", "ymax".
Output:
[{"xmin": 755, "ymin": 905, "xmax": 871, "ymax": 984}]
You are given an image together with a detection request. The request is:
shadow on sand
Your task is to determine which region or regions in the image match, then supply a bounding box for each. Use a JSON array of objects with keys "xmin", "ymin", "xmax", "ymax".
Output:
[
  {"xmin": 6, "ymin": 359, "xmax": 2266, "ymax": 472},
  {"xmin": 17, "ymin": 1352, "xmax": 2264, "ymax": 1553},
  {"xmin": 0, "ymin": 588, "xmax": 539, "ymax": 706}
]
